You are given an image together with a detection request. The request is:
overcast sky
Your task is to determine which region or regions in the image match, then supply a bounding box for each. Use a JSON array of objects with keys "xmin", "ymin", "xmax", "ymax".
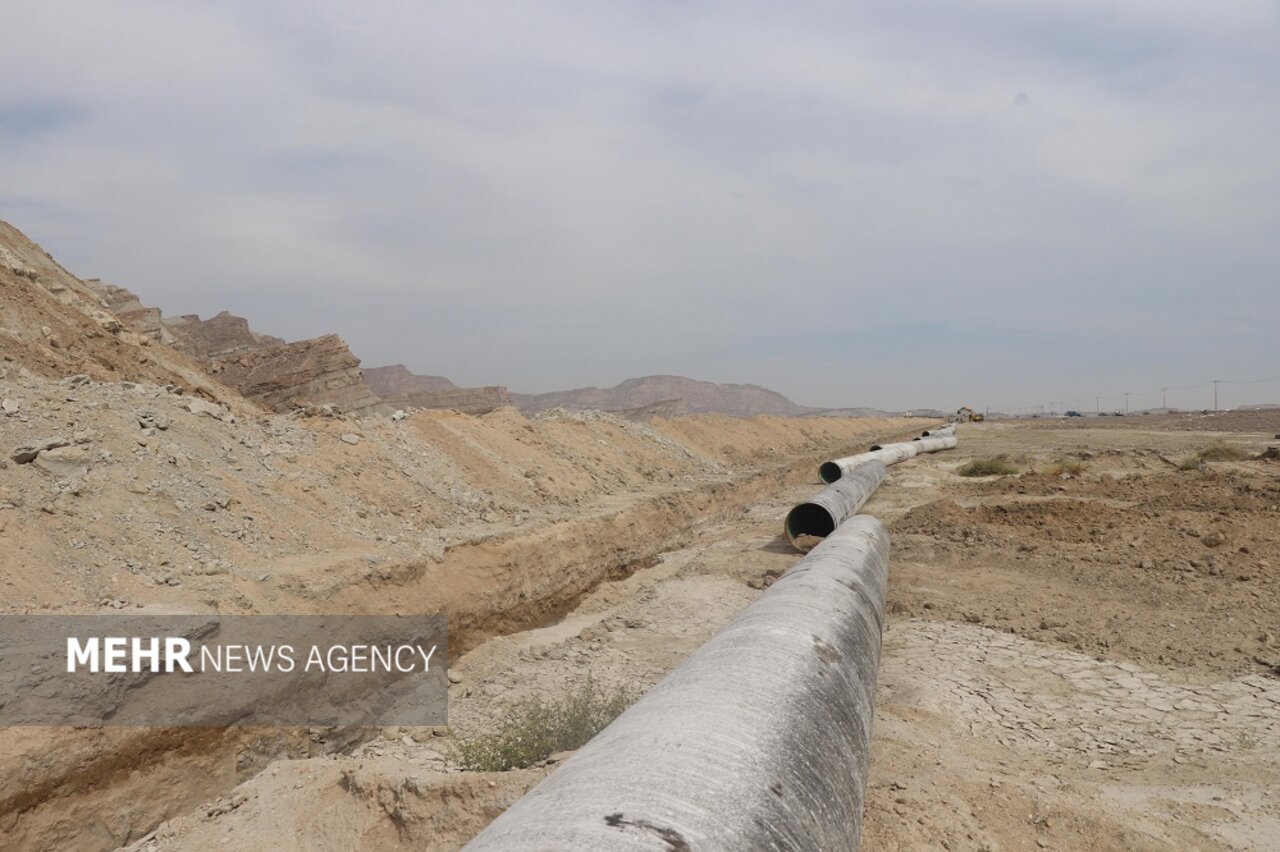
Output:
[{"xmin": 3, "ymin": 1, "xmax": 1279, "ymax": 411}]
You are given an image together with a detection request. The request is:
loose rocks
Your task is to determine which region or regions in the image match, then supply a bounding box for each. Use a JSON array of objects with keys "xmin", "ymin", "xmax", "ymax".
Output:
[
  {"xmin": 185, "ymin": 399, "xmax": 228, "ymax": 420},
  {"xmin": 11, "ymin": 437, "xmax": 70, "ymax": 464},
  {"xmin": 33, "ymin": 446, "xmax": 91, "ymax": 479}
]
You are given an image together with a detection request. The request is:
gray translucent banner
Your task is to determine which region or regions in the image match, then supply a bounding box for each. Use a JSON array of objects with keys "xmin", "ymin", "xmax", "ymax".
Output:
[{"xmin": 0, "ymin": 615, "xmax": 447, "ymax": 726}]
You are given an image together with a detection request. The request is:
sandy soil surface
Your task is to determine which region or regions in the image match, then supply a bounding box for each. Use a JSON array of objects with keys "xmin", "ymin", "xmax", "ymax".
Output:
[
  {"xmin": 862, "ymin": 419, "xmax": 1280, "ymax": 851},
  {"xmin": 123, "ymin": 418, "xmax": 1280, "ymax": 851}
]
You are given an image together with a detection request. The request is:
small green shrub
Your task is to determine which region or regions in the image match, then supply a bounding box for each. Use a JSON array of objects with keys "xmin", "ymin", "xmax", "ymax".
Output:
[
  {"xmin": 1178, "ymin": 457, "xmax": 1204, "ymax": 472},
  {"xmin": 1197, "ymin": 444, "xmax": 1248, "ymax": 462},
  {"xmin": 958, "ymin": 457, "xmax": 1019, "ymax": 477},
  {"xmin": 451, "ymin": 678, "xmax": 635, "ymax": 772}
]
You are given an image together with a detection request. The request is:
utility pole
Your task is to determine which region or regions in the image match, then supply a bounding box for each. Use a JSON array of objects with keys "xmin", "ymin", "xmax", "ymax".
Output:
[
  {"xmin": 1095, "ymin": 395, "xmax": 1100, "ymax": 414},
  {"xmin": 1124, "ymin": 391, "xmax": 1130, "ymax": 413},
  {"xmin": 1162, "ymin": 386, "xmax": 1169, "ymax": 410},
  {"xmin": 1212, "ymin": 379, "xmax": 1220, "ymax": 411}
]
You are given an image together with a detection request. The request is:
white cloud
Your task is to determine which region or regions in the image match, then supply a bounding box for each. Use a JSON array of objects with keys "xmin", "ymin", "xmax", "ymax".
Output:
[{"xmin": 1, "ymin": 0, "xmax": 1278, "ymax": 408}]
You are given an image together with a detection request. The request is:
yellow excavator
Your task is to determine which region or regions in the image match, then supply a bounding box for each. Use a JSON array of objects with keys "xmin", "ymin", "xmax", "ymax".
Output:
[{"xmin": 956, "ymin": 406, "xmax": 985, "ymax": 423}]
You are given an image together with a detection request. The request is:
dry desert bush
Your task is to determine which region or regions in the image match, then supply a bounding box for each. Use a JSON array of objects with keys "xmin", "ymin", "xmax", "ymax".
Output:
[
  {"xmin": 958, "ymin": 457, "xmax": 1019, "ymax": 477},
  {"xmin": 452, "ymin": 678, "xmax": 635, "ymax": 772}
]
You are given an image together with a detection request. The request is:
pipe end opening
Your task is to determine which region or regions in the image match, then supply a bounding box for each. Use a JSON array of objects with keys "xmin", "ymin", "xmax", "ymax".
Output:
[
  {"xmin": 818, "ymin": 461, "xmax": 842, "ymax": 483},
  {"xmin": 785, "ymin": 503, "xmax": 837, "ymax": 550}
]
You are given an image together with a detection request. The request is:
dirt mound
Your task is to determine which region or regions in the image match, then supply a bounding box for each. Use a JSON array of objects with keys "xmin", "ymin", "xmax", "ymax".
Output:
[
  {"xmin": 893, "ymin": 498, "xmax": 970, "ymax": 533},
  {"xmin": 2, "ymin": 378, "xmax": 906, "ymax": 617}
]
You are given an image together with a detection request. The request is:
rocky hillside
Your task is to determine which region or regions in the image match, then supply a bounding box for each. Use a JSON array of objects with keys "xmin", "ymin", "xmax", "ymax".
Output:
[
  {"xmin": 363, "ymin": 364, "xmax": 457, "ymax": 397},
  {"xmin": 0, "ymin": 221, "xmax": 242, "ymax": 406},
  {"xmin": 365, "ymin": 364, "xmax": 512, "ymax": 415},
  {"xmin": 91, "ymin": 282, "xmax": 285, "ymax": 357},
  {"xmin": 389, "ymin": 385, "xmax": 513, "ymax": 415},
  {"xmin": 86, "ymin": 280, "xmax": 385, "ymax": 416},
  {"xmin": 512, "ymin": 374, "xmax": 814, "ymax": 417},
  {"xmin": 203, "ymin": 334, "xmax": 387, "ymax": 415}
]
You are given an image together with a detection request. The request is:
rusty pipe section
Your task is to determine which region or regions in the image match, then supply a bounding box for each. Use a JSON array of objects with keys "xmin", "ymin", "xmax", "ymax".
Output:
[
  {"xmin": 819, "ymin": 442, "xmax": 917, "ymax": 483},
  {"xmin": 785, "ymin": 460, "xmax": 886, "ymax": 551},
  {"xmin": 463, "ymin": 515, "xmax": 892, "ymax": 852},
  {"xmin": 921, "ymin": 423, "xmax": 955, "ymax": 437}
]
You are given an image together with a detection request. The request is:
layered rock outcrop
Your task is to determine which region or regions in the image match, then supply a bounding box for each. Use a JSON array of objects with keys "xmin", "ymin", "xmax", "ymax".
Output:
[
  {"xmin": 391, "ymin": 386, "xmax": 512, "ymax": 415},
  {"xmin": 162, "ymin": 311, "xmax": 284, "ymax": 359},
  {"xmin": 365, "ymin": 364, "xmax": 511, "ymax": 414},
  {"xmin": 363, "ymin": 364, "xmax": 457, "ymax": 397},
  {"xmin": 208, "ymin": 334, "xmax": 388, "ymax": 415},
  {"xmin": 86, "ymin": 280, "xmax": 384, "ymax": 415}
]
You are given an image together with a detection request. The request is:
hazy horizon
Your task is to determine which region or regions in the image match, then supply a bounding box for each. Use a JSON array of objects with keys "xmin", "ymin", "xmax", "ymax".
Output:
[{"xmin": 3, "ymin": 1, "xmax": 1278, "ymax": 411}]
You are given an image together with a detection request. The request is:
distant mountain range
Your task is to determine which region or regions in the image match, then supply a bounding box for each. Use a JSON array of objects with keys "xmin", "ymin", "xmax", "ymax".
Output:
[
  {"xmin": 360, "ymin": 368, "xmax": 921, "ymax": 419},
  {"xmin": 510, "ymin": 375, "xmax": 814, "ymax": 417},
  {"xmin": 363, "ymin": 364, "xmax": 459, "ymax": 397}
]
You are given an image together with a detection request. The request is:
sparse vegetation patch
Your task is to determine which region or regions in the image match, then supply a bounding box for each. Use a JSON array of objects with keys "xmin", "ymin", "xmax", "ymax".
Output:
[
  {"xmin": 451, "ymin": 679, "xmax": 636, "ymax": 772},
  {"xmin": 1197, "ymin": 444, "xmax": 1249, "ymax": 462},
  {"xmin": 1045, "ymin": 458, "xmax": 1086, "ymax": 476},
  {"xmin": 958, "ymin": 457, "xmax": 1019, "ymax": 477}
]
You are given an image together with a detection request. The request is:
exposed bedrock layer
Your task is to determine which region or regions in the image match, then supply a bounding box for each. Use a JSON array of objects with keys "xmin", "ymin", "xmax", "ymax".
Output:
[{"xmin": 92, "ymin": 277, "xmax": 386, "ymax": 415}]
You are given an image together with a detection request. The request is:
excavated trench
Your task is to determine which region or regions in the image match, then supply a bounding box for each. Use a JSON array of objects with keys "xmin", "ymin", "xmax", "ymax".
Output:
[{"xmin": 1, "ymin": 427, "xmax": 917, "ymax": 852}]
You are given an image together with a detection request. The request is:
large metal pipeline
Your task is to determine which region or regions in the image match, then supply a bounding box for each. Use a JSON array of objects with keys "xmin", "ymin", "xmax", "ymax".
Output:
[
  {"xmin": 911, "ymin": 435, "xmax": 958, "ymax": 453},
  {"xmin": 819, "ymin": 442, "xmax": 917, "ymax": 483},
  {"xmin": 784, "ymin": 460, "xmax": 886, "ymax": 551},
  {"xmin": 921, "ymin": 423, "xmax": 955, "ymax": 437},
  {"xmin": 463, "ymin": 515, "xmax": 892, "ymax": 852}
]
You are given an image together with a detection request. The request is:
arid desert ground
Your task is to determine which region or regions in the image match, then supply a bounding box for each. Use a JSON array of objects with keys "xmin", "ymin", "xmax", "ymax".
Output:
[{"xmin": 8, "ymin": 407, "xmax": 1272, "ymax": 851}]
